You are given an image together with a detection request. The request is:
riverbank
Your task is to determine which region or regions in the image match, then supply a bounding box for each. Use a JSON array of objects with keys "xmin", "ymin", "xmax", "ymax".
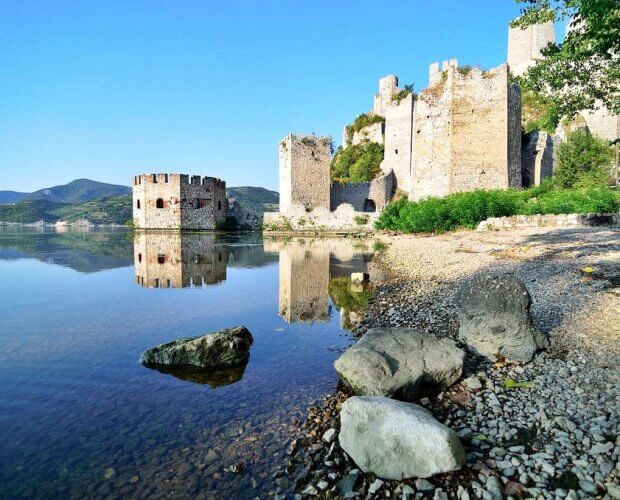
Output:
[{"xmin": 288, "ymin": 226, "xmax": 619, "ymax": 499}]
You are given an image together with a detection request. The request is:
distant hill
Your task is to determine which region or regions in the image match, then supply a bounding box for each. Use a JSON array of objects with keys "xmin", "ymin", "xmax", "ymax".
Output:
[
  {"xmin": 0, "ymin": 191, "xmax": 29, "ymax": 204},
  {"xmin": 0, "ymin": 182, "xmax": 278, "ymax": 225},
  {"xmin": 26, "ymin": 179, "xmax": 131, "ymax": 204},
  {"xmin": 0, "ymin": 196, "xmax": 132, "ymax": 225},
  {"xmin": 226, "ymin": 186, "xmax": 279, "ymax": 213}
]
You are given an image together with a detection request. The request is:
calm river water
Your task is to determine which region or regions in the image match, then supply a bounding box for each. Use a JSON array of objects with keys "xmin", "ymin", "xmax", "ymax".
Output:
[{"xmin": 0, "ymin": 227, "xmax": 382, "ymax": 499}]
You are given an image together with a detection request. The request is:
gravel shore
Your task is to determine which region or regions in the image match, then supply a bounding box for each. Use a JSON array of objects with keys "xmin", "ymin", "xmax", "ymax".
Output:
[{"xmin": 288, "ymin": 226, "xmax": 619, "ymax": 499}]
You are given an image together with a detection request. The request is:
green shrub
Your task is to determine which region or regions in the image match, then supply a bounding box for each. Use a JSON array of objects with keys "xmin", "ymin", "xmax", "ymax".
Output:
[
  {"xmin": 521, "ymin": 88, "xmax": 561, "ymax": 134},
  {"xmin": 391, "ymin": 84, "xmax": 414, "ymax": 103},
  {"xmin": 554, "ymin": 129, "xmax": 614, "ymax": 188},
  {"xmin": 331, "ymin": 142, "xmax": 384, "ymax": 183},
  {"xmin": 344, "ymin": 113, "xmax": 385, "ymax": 144},
  {"xmin": 375, "ymin": 186, "xmax": 618, "ymax": 234},
  {"xmin": 354, "ymin": 215, "xmax": 369, "ymax": 225}
]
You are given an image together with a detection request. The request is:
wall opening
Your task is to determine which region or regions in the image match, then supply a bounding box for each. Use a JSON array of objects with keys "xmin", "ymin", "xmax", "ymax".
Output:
[
  {"xmin": 218, "ymin": 200, "xmax": 222, "ymax": 210},
  {"xmin": 157, "ymin": 254, "xmax": 165, "ymax": 264},
  {"xmin": 136, "ymin": 199, "xmax": 141, "ymax": 209},
  {"xmin": 138, "ymin": 253, "xmax": 142, "ymax": 263},
  {"xmin": 363, "ymin": 199, "xmax": 377, "ymax": 212},
  {"xmin": 156, "ymin": 198, "xmax": 164, "ymax": 209},
  {"xmin": 152, "ymin": 174, "xmax": 157, "ymax": 183}
]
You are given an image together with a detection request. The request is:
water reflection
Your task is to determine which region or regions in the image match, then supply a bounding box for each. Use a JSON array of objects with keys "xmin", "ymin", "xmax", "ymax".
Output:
[{"xmin": 144, "ymin": 363, "xmax": 248, "ymax": 388}]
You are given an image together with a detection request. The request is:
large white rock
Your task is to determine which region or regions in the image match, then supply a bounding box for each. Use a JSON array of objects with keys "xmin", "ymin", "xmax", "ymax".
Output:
[
  {"xmin": 339, "ymin": 396, "xmax": 466, "ymax": 479},
  {"xmin": 334, "ymin": 328, "xmax": 464, "ymax": 400}
]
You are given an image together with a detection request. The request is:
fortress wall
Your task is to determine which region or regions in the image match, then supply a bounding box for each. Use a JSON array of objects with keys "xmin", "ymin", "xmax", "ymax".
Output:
[
  {"xmin": 508, "ymin": 83, "xmax": 523, "ymax": 187},
  {"xmin": 180, "ymin": 177, "xmax": 227, "ymax": 230},
  {"xmin": 580, "ymin": 106, "xmax": 620, "ymax": 143},
  {"xmin": 279, "ymin": 134, "xmax": 331, "ymax": 212},
  {"xmin": 522, "ymin": 130, "xmax": 554, "ymax": 187},
  {"xmin": 450, "ymin": 64, "xmax": 516, "ymax": 193},
  {"xmin": 410, "ymin": 70, "xmax": 453, "ymax": 200},
  {"xmin": 330, "ymin": 171, "xmax": 394, "ymax": 212},
  {"xmin": 382, "ymin": 93, "xmax": 414, "ymax": 194},
  {"xmin": 349, "ymin": 122, "xmax": 384, "ymax": 146},
  {"xmin": 132, "ymin": 174, "xmax": 183, "ymax": 230},
  {"xmin": 372, "ymin": 75, "xmax": 399, "ymax": 116}
]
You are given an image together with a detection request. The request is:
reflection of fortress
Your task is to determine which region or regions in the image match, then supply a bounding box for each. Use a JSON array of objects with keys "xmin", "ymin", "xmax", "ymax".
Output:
[
  {"xmin": 265, "ymin": 238, "xmax": 382, "ymax": 324},
  {"xmin": 134, "ymin": 233, "xmax": 228, "ymax": 288}
]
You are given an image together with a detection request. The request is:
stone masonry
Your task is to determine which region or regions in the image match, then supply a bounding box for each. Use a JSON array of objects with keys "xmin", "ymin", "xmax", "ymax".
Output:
[
  {"xmin": 132, "ymin": 173, "xmax": 227, "ymax": 230},
  {"xmin": 507, "ymin": 20, "xmax": 555, "ymax": 77},
  {"xmin": 278, "ymin": 134, "xmax": 332, "ymax": 212}
]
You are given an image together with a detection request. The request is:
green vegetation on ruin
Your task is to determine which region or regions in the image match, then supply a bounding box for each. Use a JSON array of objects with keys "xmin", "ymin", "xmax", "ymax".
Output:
[
  {"xmin": 391, "ymin": 84, "xmax": 415, "ymax": 104},
  {"xmin": 375, "ymin": 184, "xmax": 619, "ymax": 234},
  {"xmin": 344, "ymin": 113, "xmax": 385, "ymax": 144},
  {"xmin": 331, "ymin": 142, "xmax": 385, "ymax": 183},
  {"xmin": 520, "ymin": 87, "xmax": 561, "ymax": 134}
]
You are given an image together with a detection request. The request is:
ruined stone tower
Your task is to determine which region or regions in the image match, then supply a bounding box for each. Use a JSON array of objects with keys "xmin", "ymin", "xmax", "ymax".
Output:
[
  {"xmin": 507, "ymin": 20, "xmax": 555, "ymax": 77},
  {"xmin": 132, "ymin": 173, "xmax": 227, "ymax": 230},
  {"xmin": 278, "ymin": 134, "xmax": 331, "ymax": 212}
]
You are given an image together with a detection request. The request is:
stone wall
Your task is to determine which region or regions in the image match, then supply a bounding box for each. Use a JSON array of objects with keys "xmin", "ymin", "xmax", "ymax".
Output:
[
  {"xmin": 279, "ymin": 134, "xmax": 331, "ymax": 212},
  {"xmin": 343, "ymin": 122, "xmax": 385, "ymax": 147},
  {"xmin": 579, "ymin": 106, "xmax": 620, "ymax": 143},
  {"xmin": 132, "ymin": 174, "xmax": 227, "ymax": 230},
  {"xmin": 522, "ymin": 130, "xmax": 554, "ymax": 187},
  {"xmin": 330, "ymin": 171, "xmax": 394, "ymax": 212},
  {"xmin": 382, "ymin": 93, "xmax": 414, "ymax": 194},
  {"xmin": 478, "ymin": 212, "xmax": 620, "ymax": 231},
  {"xmin": 264, "ymin": 204, "xmax": 380, "ymax": 233},
  {"xmin": 507, "ymin": 20, "xmax": 555, "ymax": 77},
  {"xmin": 410, "ymin": 63, "xmax": 521, "ymax": 200}
]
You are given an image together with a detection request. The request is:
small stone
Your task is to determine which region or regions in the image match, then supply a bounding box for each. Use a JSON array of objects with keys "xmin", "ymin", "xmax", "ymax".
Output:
[
  {"xmin": 463, "ymin": 376, "xmax": 483, "ymax": 390},
  {"xmin": 302, "ymin": 484, "xmax": 318, "ymax": 496},
  {"xmin": 579, "ymin": 480, "xmax": 597, "ymax": 494},
  {"xmin": 368, "ymin": 479, "xmax": 384, "ymax": 494},
  {"xmin": 317, "ymin": 481, "xmax": 329, "ymax": 491},
  {"xmin": 104, "ymin": 468, "xmax": 115, "ymax": 480},
  {"xmin": 129, "ymin": 476, "xmax": 139, "ymax": 484},
  {"xmin": 415, "ymin": 479, "xmax": 435, "ymax": 492},
  {"xmin": 322, "ymin": 428, "xmax": 337, "ymax": 443}
]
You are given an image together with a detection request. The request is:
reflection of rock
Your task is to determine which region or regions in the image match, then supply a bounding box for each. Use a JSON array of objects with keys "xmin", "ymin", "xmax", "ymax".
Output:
[
  {"xmin": 334, "ymin": 328, "xmax": 464, "ymax": 400},
  {"xmin": 339, "ymin": 396, "xmax": 466, "ymax": 480},
  {"xmin": 144, "ymin": 363, "xmax": 247, "ymax": 388},
  {"xmin": 141, "ymin": 326, "xmax": 253, "ymax": 369},
  {"xmin": 456, "ymin": 273, "xmax": 548, "ymax": 362}
]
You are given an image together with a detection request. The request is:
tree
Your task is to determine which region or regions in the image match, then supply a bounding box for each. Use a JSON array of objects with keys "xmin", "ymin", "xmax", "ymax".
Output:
[
  {"xmin": 511, "ymin": 0, "xmax": 619, "ymax": 117},
  {"xmin": 554, "ymin": 129, "xmax": 614, "ymax": 187}
]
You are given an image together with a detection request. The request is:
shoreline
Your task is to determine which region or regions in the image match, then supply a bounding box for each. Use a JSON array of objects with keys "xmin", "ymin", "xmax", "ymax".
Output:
[{"xmin": 285, "ymin": 226, "xmax": 619, "ymax": 498}]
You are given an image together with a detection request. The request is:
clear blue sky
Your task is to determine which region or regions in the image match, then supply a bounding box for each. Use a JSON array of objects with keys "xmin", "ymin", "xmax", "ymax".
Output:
[{"xmin": 0, "ymin": 0, "xmax": 562, "ymax": 192}]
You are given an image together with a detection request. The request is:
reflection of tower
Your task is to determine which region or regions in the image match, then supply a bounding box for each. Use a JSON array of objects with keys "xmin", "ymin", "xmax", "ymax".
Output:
[
  {"xmin": 273, "ymin": 240, "xmax": 331, "ymax": 323},
  {"xmin": 133, "ymin": 233, "xmax": 228, "ymax": 288}
]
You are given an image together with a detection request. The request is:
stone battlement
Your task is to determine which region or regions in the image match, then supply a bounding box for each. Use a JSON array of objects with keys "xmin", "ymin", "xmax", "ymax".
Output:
[{"xmin": 133, "ymin": 173, "xmax": 225, "ymax": 188}]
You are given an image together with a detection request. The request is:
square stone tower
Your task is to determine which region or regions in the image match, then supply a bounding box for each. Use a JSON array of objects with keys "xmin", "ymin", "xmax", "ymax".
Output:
[
  {"xmin": 132, "ymin": 173, "xmax": 227, "ymax": 230},
  {"xmin": 279, "ymin": 134, "xmax": 331, "ymax": 212},
  {"xmin": 508, "ymin": 19, "xmax": 555, "ymax": 77}
]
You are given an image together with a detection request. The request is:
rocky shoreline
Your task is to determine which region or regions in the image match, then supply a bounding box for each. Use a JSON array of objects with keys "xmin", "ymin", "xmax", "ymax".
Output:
[{"xmin": 284, "ymin": 226, "xmax": 619, "ymax": 499}]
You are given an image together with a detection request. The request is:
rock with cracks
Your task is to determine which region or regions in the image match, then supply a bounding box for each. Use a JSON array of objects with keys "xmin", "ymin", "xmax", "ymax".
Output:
[
  {"xmin": 141, "ymin": 326, "xmax": 253, "ymax": 369},
  {"xmin": 456, "ymin": 272, "xmax": 548, "ymax": 362},
  {"xmin": 339, "ymin": 396, "xmax": 466, "ymax": 480},
  {"xmin": 334, "ymin": 328, "xmax": 464, "ymax": 400}
]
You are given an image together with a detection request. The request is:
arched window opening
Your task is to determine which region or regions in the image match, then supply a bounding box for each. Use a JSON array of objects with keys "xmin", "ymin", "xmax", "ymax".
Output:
[
  {"xmin": 156, "ymin": 198, "xmax": 164, "ymax": 209},
  {"xmin": 363, "ymin": 199, "xmax": 377, "ymax": 213},
  {"xmin": 157, "ymin": 254, "xmax": 165, "ymax": 264},
  {"xmin": 218, "ymin": 200, "xmax": 222, "ymax": 211},
  {"xmin": 136, "ymin": 199, "xmax": 141, "ymax": 209},
  {"xmin": 138, "ymin": 253, "xmax": 142, "ymax": 263}
]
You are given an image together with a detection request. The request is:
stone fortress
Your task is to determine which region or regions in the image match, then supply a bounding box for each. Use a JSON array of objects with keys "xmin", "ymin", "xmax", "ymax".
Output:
[
  {"xmin": 132, "ymin": 173, "xmax": 228, "ymax": 230},
  {"xmin": 264, "ymin": 17, "xmax": 618, "ymax": 231}
]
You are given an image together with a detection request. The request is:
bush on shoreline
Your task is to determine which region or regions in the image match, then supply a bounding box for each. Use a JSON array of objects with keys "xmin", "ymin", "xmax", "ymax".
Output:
[{"xmin": 375, "ymin": 185, "xmax": 619, "ymax": 233}]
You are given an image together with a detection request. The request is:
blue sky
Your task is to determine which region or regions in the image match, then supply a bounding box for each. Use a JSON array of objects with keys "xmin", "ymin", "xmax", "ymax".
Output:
[{"xmin": 1, "ymin": 0, "xmax": 562, "ymax": 192}]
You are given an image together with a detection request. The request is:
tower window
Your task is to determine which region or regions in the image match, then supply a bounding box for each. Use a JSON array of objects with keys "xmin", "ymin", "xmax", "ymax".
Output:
[
  {"xmin": 395, "ymin": 149, "xmax": 399, "ymax": 155},
  {"xmin": 157, "ymin": 254, "xmax": 165, "ymax": 264},
  {"xmin": 218, "ymin": 200, "xmax": 222, "ymax": 210},
  {"xmin": 136, "ymin": 199, "xmax": 141, "ymax": 209},
  {"xmin": 156, "ymin": 198, "xmax": 164, "ymax": 209}
]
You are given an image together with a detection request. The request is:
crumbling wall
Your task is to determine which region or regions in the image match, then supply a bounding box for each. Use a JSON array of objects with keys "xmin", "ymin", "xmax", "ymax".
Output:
[
  {"xmin": 522, "ymin": 130, "xmax": 554, "ymax": 187},
  {"xmin": 373, "ymin": 75, "xmax": 399, "ymax": 116},
  {"xmin": 132, "ymin": 174, "xmax": 183, "ymax": 230},
  {"xmin": 330, "ymin": 171, "xmax": 394, "ymax": 212},
  {"xmin": 279, "ymin": 134, "xmax": 331, "ymax": 212},
  {"xmin": 344, "ymin": 122, "xmax": 384, "ymax": 147},
  {"xmin": 180, "ymin": 176, "xmax": 228, "ymax": 230}
]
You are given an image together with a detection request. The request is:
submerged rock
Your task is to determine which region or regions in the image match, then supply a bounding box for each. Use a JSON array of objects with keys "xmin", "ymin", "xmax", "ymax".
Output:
[
  {"xmin": 334, "ymin": 328, "xmax": 464, "ymax": 400},
  {"xmin": 456, "ymin": 273, "xmax": 548, "ymax": 362},
  {"xmin": 141, "ymin": 326, "xmax": 253, "ymax": 369},
  {"xmin": 339, "ymin": 396, "xmax": 466, "ymax": 479}
]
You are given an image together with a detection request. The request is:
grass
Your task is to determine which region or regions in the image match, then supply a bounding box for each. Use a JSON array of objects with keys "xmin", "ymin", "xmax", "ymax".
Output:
[
  {"xmin": 354, "ymin": 215, "xmax": 369, "ymax": 225},
  {"xmin": 375, "ymin": 184, "xmax": 619, "ymax": 234}
]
